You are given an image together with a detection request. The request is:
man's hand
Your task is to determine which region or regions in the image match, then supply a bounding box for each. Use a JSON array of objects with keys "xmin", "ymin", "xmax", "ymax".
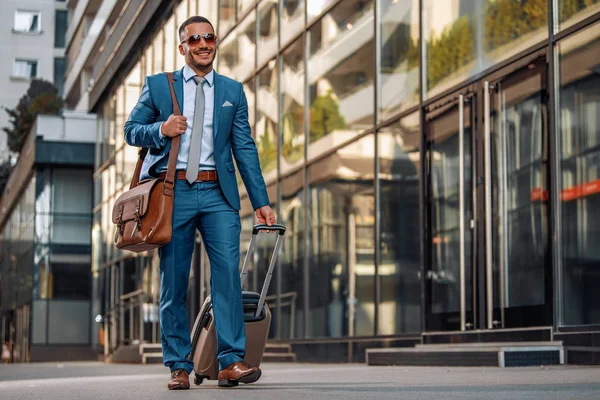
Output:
[
  {"xmin": 256, "ymin": 205, "xmax": 276, "ymax": 226},
  {"xmin": 161, "ymin": 114, "xmax": 187, "ymax": 137}
]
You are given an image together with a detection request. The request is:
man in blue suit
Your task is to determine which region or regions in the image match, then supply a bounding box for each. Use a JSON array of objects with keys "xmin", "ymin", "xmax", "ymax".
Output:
[{"xmin": 124, "ymin": 15, "xmax": 275, "ymax": 390}]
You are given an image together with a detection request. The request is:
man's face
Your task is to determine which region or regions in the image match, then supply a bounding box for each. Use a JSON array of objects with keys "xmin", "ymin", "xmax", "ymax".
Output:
[{"xmin": 179, "ymin": 22, "xmax": 217, "ymax": 70}]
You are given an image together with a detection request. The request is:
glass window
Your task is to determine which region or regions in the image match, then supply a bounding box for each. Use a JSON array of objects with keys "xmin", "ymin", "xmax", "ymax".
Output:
[
  {"xmin": 281, "ymin": 0, "xmax": 305, "ymax": 46},
  {"xmin": 378, "ymin": 0, "xmax": 419, "ymax": 121},
  {"xmin": 191, "ymin": 0, "xmax": 218, "ymax": 24},
  {"xmin": 164, "ymin": 15, "xmax": 177, "ymax": 72},
  {"xmin": 378, "ymin": 112, "xmax": 421, "ymax": 334},
  {"xmin": 258, "ymin": 0, "xmax": 279, "ymax": 66},
  {"xmin": 256, "ymin": 61, "xmax": 278, "ymax": 182},
  {"xmin": 14, "ymin": 10, "xmax": 41, "ymax": 33},
  {"xmin": 559, "ymin": 0, "xmax": 600, "ymax": 30},
  {"xmin": 308, "ymin": 0, "xmax": 375, "ymax": 160},
  {"xmin": 54, "ymin": 10, "xmax": 68, "ymax": 48},
  {"xmin": 219, "ymin": 0, "xmax": 237, "ymax": 36},
  {"xmin": 152, "ymin": 29, "xmax": 165, "ymax": 74},
  {"xmin": 13, "ymin": 59, "xmax": 38, "ymax": 79},
  {"xmin": 238, "ymin": 0, "xmax": 255, "ymax": 16},
  {"xmin": 307, "ymin": 0, "xmax": 336, "ymax": 21},
  {"xmin": 218, "ymin": 11, "xmax": 256, "ymax": 82},
  {"xmin": 308, "ymin": 135, "xmax": 375, "ymax": 337},
  {"xmin": 281, "ymin": 38, "xmax": 305, "ymax": 176},
  {"xmin": 53, "ymin": 58, "xmax": 66, "ymax": 96},
  {"xmin": 558, "ymin": 21, "xmax": 600, "ymax": 326},
  {"xmin": 50, "ymin": 263, "xmax": 91, "ymax": 300},
  {"xmin": 423, "ymin": 0, "xmax": 548, "ymax": 99},
  {"xmin": 52, "ymin": 169, "xmax": 92, "ymax": 245},
  {"xmin": 280, "ymin": 170, "xmax": 305, "ymax": 338}
]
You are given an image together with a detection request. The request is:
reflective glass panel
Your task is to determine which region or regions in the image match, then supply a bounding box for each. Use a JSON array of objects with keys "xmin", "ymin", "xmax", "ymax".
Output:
[
  {"xmin": 308, "ymin": 0, "xmax": 375, "ymax": 160},
  {"xmin": 423, "ymin": 0, "xmax": 548, "ymax": 98},
  {"xmin": 378, "ymin": 0, "xmax": 420, "ymax": 121},
  {"xmin": 559, "ymin": 0, "xmax": 600, "ymax": 30},
  {"xmin": 281, "ymin": 38, "xmax": 305, "ymax": 176},
  {"xmin": 280, "ymin": 170, "xmax": 305, "ymax": 338},
  {"xmin": 256, "ymin": 62, "xmax": 279, "ymax": 181},
  {"xmin": 218, "ymin": 11, "xmax": 256, "ymax": 82},
  {"xmin": 258, "ymin": 0, "xmax": 279, "ymax": 66},
  {"xmin": 378, "ymin": 112, "xmax": 421, "ymax": 334},
  {"xmin": 281, "ymin": 0, "xmax": 305, "ymax": 45},
  {"xmin": 558, "ymin": 21, "xmax": 600, "ymax": 326},
  {"xmin": 308, "ymin": 135, "xmax": 375, "ymax": 337}
]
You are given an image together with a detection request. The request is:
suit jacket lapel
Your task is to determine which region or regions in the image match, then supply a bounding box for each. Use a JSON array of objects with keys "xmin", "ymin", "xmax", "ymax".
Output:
[
  {"xmin": 213, "ymin": 71, "xmax": 224, "ymax": 140},
  {"xmin": 172, "ymin": 68, "xmax": 184, "ymax": 115}
]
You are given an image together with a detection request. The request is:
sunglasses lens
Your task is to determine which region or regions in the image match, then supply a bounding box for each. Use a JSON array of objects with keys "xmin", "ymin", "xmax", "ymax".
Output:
[
  {"xmin": 188, "ymin": 34, "xmax": 202, "ymax": 45},
  {"xmin": 185, "ymin": 34, "xmax": 216, "ymax": 45}
]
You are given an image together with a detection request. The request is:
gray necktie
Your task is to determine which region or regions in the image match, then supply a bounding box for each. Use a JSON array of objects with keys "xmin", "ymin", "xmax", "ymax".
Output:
[{"xmin": 186, "ymin": 76, "xmax": 206, "ymax": 184}]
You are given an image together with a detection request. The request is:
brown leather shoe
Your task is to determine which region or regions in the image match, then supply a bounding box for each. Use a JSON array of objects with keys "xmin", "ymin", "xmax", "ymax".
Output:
[
  {"xmin": 217, "ymin": 362, "xmax": 261, "ymax": 387},
  {"xmin": 168, "ymin": 369, "xmax": 190, "ymax": 390}
]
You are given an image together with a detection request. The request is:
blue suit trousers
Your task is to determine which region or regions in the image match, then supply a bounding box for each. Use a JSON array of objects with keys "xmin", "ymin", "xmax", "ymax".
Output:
[{"xmin": 158, "ymin": 179, "xmax": 245, "ymax": 373}]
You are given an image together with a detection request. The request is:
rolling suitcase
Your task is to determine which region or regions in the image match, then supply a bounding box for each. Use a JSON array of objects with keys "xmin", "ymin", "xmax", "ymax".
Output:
[{"xmin": 189, "ymin": 223, "xmax": 285, "ymax": 385}]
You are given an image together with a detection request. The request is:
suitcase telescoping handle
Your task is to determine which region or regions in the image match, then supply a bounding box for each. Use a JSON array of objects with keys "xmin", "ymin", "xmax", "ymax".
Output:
[{"xmin": 240, "ymin": 224, "xmax": 286, "ymax": 318}]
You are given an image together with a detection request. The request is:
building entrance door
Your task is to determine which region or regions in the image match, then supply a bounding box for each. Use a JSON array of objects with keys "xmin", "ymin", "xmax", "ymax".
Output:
[{"xmin": 424, "ymin": 52, "xmax": 553, "ymax": 332}]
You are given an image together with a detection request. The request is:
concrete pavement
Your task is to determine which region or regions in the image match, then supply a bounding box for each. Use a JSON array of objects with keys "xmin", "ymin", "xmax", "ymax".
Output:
[{"xmin": 0, "ymin": 362, "xmax": 599, "ymax": 399}]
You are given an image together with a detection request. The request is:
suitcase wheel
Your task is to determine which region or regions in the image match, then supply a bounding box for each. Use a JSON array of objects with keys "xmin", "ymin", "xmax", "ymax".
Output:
[{"xmin": 194, "ymin": 374, "xmax": 208, "ymax": 385}]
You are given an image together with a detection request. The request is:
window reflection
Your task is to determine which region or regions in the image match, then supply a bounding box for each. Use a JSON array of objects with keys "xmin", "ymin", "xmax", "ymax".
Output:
[
  {"xmin": 423, "ymin": 0, "xmax": 548, "ymax": 98},
  {"xmin": 308, "ymin": 135, "xmax": 375, "ymax": 337},
  {"xmin": 218, "ymin": 11, "xmax": 256, "ymax": 82},
  {"xmin": 379, "ymin": 0, "xmax": 420, "ymax": 120},
  {"xmin": 281, "ymin": 38, "xmax": 305, "ymax": 175},
  {"xmin": 258, "ymin": 0, "xmax": 279, "ymax": 66},
  {"xmin": 219, "ymin": 0, "xmax": 237, "ymax": 36},
  {"xmin": 257, "ymin": 62, "xmax": 278, "ymax": 181},
  {"xmin": 280, "ymin": 170, "xmax": 305, "ymax": 338},
  {"xmin": 308, "ymin": 0, "xmax": 375, "ymax": 160},
  {"xmin": 282, "ymin": 0, "xmax": 305, "ymax": 45},
  {"xmin": 378, "ymin": 112, "xmax": 422, "ymax": 334},
  {"xmin": 559, "ymin": 0, "xmax": 600, "ymax": 30},
  {"xmin": 307, "ymin": 0, "xmax": 337, "ymax": 21},
  {"xmin": 558, "ymin": 21, "xmax": 600, "ymax": 326}
]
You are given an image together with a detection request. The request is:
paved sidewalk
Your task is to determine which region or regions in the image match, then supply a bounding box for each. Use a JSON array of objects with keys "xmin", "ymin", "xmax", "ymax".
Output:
[{"xmin": 0, "ymin": 362, "xmax": 599, "ymax": 399}]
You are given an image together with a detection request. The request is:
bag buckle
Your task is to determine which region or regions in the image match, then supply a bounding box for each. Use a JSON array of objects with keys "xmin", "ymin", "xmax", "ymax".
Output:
[
  {"xmin": 131, "ymin": 198, "xmax": 142, "ymax": 237},
  {"xmin": 115, "ymin": 205, "xmax": 124, "ymax": 241}
]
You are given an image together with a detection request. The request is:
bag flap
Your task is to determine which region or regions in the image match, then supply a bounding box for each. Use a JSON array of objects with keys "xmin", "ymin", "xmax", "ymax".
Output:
[{"xmin": 112, "ymin": 178, "xmax": 161, "ymax": 223}]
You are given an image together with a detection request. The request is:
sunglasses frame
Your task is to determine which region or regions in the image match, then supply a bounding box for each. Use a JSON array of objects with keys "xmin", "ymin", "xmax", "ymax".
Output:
[{"xmin": 181, "ymin": 33, "xmax": 217, "ymax": 45}]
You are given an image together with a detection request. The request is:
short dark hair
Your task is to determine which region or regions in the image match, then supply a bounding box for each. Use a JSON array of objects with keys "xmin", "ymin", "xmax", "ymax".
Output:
[{"xmin": 179, "ymin": 16, "xmax": 214, "ymax": 42}]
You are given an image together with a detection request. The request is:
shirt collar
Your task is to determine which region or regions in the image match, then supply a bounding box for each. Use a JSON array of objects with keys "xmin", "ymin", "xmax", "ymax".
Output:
[{"xmin": 183, "ymin": 65, "xmax": 214, "ymax": 87}]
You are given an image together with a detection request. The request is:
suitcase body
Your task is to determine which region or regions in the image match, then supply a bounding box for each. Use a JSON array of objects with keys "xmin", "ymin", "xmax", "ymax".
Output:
[{"xmin": 188, "ymin": 224, "xmax": 285, "ymax": 385}]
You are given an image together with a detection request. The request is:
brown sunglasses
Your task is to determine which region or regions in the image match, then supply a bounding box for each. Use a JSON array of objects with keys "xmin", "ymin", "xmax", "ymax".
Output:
[{"xmin": 181, "ymin": 33, "xmax": 217, "ymax": 45}]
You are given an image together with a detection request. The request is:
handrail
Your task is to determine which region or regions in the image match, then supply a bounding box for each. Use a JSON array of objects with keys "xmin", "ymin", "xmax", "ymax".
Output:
[{"xmin": 120, "ymin": 289, "xmax": 143, "ymax": 301}]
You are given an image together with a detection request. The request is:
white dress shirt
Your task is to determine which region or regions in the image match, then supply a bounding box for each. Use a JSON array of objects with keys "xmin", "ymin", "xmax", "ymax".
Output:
[{"xmin": 160, "ymin": 65, "xmax": 215, "ymax": 171}]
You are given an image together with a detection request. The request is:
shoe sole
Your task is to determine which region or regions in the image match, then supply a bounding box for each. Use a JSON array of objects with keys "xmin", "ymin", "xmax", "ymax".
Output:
[
  {"xmin": 218, "ymin": 369, "xmax": 261, "ymax": 388},
  {"xmin": 168, "ymin": 385, "xmax": 190, "ymax": 390}
]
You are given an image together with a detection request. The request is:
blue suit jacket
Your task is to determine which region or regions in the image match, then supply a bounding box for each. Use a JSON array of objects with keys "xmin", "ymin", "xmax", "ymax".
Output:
[{"xmin": 124, "ymin": 68, "xmax": 269, "ymax": 211}]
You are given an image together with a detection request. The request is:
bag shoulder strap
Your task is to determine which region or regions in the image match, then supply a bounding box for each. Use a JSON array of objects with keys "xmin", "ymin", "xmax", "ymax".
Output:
[{"xmin": 129, "ymin": 72, "xmax": 182, "ymax": 192}]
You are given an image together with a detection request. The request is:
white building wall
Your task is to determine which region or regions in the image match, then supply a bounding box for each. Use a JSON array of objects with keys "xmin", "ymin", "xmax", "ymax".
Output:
[{"xmin": 0, "ymin": 0, "xmax": 67, "ymax": 162}]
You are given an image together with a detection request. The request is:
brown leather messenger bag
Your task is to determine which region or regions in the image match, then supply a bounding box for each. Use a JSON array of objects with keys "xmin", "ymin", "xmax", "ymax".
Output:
[{"xmin": 111, "ymin": 72, "xmax": 181, "ymax": 253}]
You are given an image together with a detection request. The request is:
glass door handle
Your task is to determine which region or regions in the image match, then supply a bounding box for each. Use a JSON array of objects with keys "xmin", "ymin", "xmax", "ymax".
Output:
[
  {"xmin": 459, "ymin": 94, "xmax": 467, "ymax": 332},
  {"xmin": 484, "ymin": 81, "xmax": 494, "ymax": 330}
]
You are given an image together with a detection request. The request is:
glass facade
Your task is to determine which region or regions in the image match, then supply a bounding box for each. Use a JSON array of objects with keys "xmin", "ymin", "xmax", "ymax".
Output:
[
  {"xmin": 557, "ymin": 20, "xmax": 600, "ymax": 326},
  {"xmin": 89, "ymin": 0, "xmax": 600, "ymax": 355}
]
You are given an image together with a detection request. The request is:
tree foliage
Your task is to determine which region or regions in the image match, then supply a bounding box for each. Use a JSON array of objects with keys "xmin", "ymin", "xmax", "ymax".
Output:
[
  {"xmin": 309, "ymin": 90, "xmax": 346, "ymax": 143},
  {"xmin": 2, "ymin": 79, "xmax": 63, "ymax": 154}
]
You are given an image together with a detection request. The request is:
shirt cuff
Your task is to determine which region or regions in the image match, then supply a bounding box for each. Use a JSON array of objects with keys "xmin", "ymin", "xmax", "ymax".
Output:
[{"xmin": 158, "ymin": 123, "xmax": 167, "ymax": 146}]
